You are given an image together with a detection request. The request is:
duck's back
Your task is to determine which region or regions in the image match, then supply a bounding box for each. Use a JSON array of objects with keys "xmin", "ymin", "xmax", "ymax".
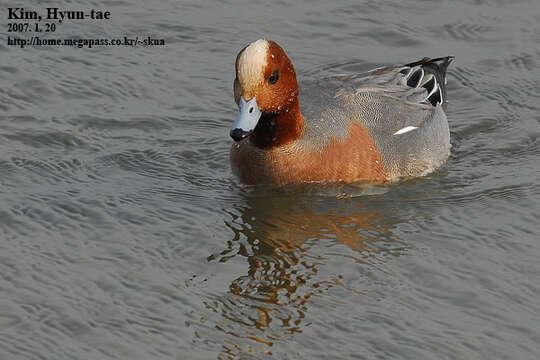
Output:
[{"xmin": 298, "ymin": 57, "xmax": 453, "ymax": 180}]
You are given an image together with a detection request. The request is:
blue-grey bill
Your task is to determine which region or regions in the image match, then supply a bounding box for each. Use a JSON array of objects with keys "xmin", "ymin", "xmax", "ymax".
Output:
[{"xmin": 230, "ymin": 97, "xmax": 262, "ymax": 141}]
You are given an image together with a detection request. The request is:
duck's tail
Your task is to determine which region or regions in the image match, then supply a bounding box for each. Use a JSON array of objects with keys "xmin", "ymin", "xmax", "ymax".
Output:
[{"xmin": 402, "ymin": 56, "xmax": 454, "ymax": 106}]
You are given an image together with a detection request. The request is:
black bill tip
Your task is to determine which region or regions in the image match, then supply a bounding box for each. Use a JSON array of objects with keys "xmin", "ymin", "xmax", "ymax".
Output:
[{"xmin": 230, "ymin": 128, "xmax": 252, "ymax": 142}]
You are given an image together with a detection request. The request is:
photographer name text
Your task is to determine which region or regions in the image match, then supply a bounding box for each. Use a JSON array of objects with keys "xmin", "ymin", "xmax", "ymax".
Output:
[{"xmin": 9, "ymin": 7, "xmax": 111, "ymax": 23}]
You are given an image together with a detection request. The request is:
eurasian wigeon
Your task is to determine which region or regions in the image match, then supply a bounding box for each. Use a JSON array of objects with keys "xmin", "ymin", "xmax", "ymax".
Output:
[{"xmin": 230, "ymin": 39, "xmax": 453, "ymax": 185}]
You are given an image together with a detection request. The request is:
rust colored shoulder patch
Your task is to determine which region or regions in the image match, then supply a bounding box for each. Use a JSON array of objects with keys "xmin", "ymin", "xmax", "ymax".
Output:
[{"xmin": 231, "ymin": 122, "xmax": 387, "ymax": 184}]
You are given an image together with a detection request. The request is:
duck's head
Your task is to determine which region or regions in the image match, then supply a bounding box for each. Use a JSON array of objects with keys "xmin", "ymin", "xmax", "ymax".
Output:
[{"xmin": 230, "ymin": 39, "xmax": 301, "ymax": 146}]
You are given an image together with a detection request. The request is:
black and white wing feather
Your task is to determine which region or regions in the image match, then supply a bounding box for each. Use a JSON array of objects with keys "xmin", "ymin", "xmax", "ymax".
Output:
[{"xmin": 400, "ymin": 57, "xmax": 454, "ymax": 106}]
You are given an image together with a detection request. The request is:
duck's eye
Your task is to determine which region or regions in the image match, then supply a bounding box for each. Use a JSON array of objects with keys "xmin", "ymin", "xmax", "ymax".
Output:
[{"xmin": 268, "ymin": 70, "xmax": 279, "ymax": 84}]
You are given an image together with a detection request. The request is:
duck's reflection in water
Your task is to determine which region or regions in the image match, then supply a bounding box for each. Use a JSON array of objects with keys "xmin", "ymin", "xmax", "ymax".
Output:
[{"xmin": 207, "ymin": 189, "xmax": 407, "ymax": 358}]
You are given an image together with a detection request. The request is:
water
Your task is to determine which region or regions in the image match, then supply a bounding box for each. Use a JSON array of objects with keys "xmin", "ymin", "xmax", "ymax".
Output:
[{"xmin": 1, "ymin": 0, "xmax": 539, "ymax": 359}]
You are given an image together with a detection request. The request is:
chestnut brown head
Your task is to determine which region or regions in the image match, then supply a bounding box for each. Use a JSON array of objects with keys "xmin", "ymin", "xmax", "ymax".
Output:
[{"xmin": 231, "ymin": 39, "xmax": 299, "ymax": 141}]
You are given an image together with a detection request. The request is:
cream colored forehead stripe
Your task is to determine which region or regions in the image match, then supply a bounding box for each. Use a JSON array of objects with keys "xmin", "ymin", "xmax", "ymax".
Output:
[{"xmin": 237, "ymin": 39, "xmax": 269, "ymax": 92}]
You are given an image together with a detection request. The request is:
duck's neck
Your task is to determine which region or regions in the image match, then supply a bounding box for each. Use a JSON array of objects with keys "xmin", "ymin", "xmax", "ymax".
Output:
[{"xmin": 250, "ymin": 98, "xmax": 304, "ymax": 149}]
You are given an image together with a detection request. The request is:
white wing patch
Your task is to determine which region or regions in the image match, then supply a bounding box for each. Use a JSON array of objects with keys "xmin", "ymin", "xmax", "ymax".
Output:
[{"xmin": 394, "ymin": 126, "xmax": 418, "ymax": 135}]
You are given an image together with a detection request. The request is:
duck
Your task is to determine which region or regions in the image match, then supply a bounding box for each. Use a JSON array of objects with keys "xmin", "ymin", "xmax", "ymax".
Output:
[{"xmin": 230, "ymin": 39, "xmax": 453, "ymax": 185}]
